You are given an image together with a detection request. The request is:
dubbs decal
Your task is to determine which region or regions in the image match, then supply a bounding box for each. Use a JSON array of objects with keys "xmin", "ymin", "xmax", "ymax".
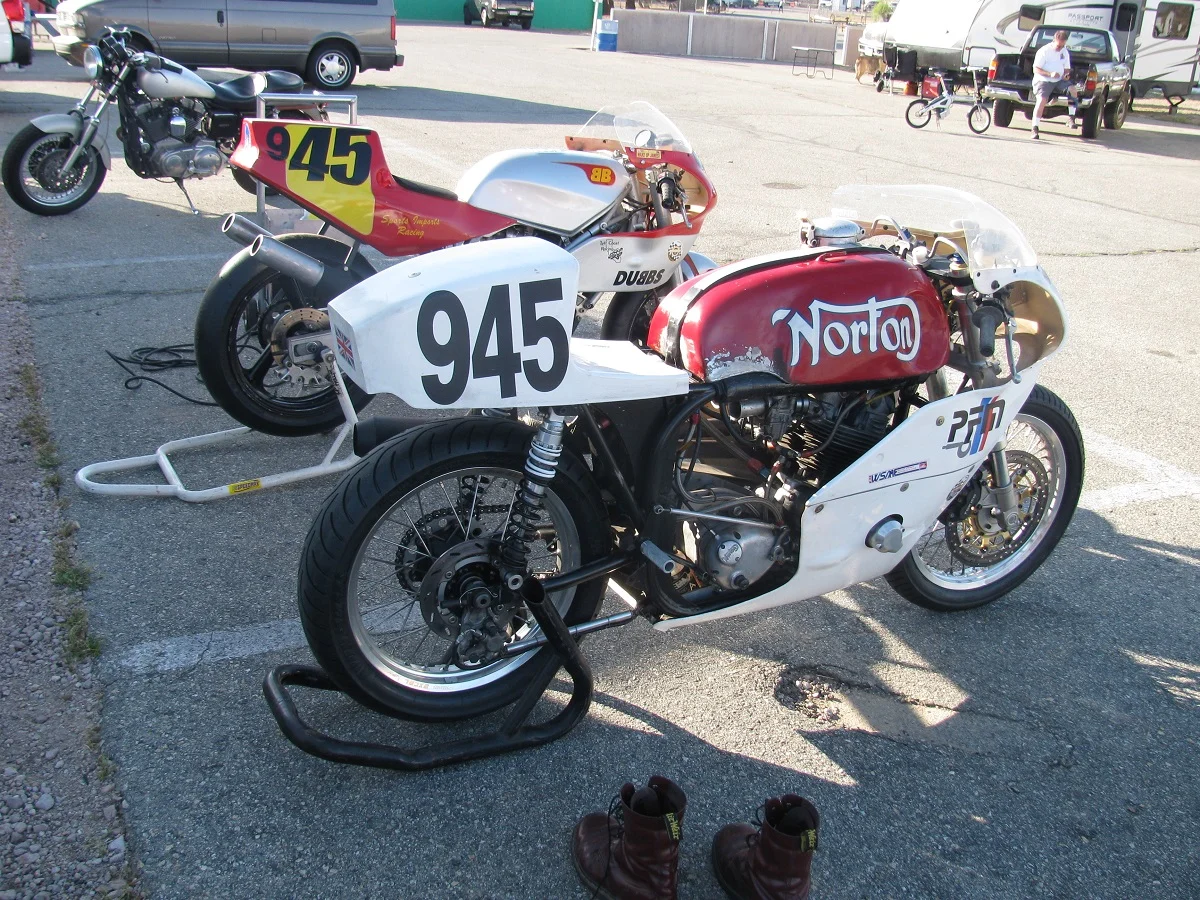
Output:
[
  {"xmin": 944, "ymin": 397, "xmax": 1006, "ymax": 458},
  {"xmin": 614, "ymin": 269, "xmax": 665, "ymax": 287},
  {"xmin": 772, "ymin": 296, "xmax": 921, "ymax": 368},
  {"xmin": 868, "ymin": 461, "xmax": 928, "ymax": 484}
]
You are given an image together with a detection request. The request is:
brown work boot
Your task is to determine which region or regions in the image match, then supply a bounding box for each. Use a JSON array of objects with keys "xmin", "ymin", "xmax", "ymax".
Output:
[
  {"xmin": 571, "ymin": 775, "xmax": 687, "ymax": 900},
  {"xmin": 711, "ymin": 794, "xmax": 819, "ymax": 899}
]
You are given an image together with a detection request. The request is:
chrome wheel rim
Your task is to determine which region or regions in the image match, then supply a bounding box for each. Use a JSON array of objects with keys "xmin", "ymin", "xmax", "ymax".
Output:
[
  {"xmin": 18, "ymin": 134, "xmax": 99, "ymax": 208},
  {"xmin": 913, "ymin": 412, "xmax": 1067, "ymax": 590},
  {"xmin": 346, "ymin": 467, "xmax": 581, "ymax": 693},
  {"xmin": 316, "ymin": 51, "xmax": 349, "ymax": 85}
]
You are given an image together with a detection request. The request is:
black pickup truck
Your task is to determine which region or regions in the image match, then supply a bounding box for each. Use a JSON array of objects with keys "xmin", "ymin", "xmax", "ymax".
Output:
[{"xmin": 986, "ymin": 26, "xmax": 1132, "ymax": 139}]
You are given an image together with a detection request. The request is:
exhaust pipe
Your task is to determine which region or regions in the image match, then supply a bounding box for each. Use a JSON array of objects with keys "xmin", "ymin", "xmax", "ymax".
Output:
[
  {"xmin": 250, "ymin": 233, "xmax": 325, "ymax": 287},
  {"xmin": 221, "ymin": 213, "xmax": 273, "ymax": 247},
  {"xmin": 248, "ymin": 233, "xmax": 362, "ymax": 296},
  {"xmin": 353, "ymin": 416, "xmax": 430, "ymax": 456}
]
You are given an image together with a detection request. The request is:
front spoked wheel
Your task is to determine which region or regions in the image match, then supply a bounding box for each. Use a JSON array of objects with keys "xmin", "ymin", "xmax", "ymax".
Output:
[
  {"xmin": 886, "ymin": 386, "xmax": 1084, "ymax": 611},
  {"xmin": 968, "ymin": 103, "xmax": 992, "ymax": 134},
  {"xmin": 298, "ymin": 418, "xmax": 610, "ymax": 721},
  {"xmin": 905, "ymin": 99, "xmax": 934, "ymax": 128},
  {"xmin": 1, "ymin": 125, "xmax": 107, "ymax": 216}
]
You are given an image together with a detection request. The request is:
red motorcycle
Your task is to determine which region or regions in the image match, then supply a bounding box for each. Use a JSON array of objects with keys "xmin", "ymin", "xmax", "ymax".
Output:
[{"xmin": 194, "ymin": 103, "xmax": 717, "ymax": 436}]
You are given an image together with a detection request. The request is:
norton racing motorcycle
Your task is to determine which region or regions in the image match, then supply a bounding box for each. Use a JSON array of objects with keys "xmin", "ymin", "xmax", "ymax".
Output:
[
  {"xmin": 1, "ymin": 29, "xmax": 320, "ymax": 216},
  {"xmin": 194, "ymin": 102, "xmax": 717, "ymax": 436},
  {"xmin": 292, "ymin": 184, "xmax": 1084, "ymax": 721}
]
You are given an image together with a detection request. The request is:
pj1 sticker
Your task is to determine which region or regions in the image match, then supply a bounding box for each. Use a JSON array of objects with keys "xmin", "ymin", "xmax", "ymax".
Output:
[{"xmin": 944, "ymin": 396, "xmax": 1006, "ymax": 458}]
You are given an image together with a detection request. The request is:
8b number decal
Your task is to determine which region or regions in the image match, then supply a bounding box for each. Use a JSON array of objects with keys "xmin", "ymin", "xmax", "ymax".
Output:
[
  {"xmin": 416, "ymin": 279, "xmax": 569, "ymax": 405},
  {"xmin": 263, "ymin": 124, "xmax": 372, "ymax": 186}
]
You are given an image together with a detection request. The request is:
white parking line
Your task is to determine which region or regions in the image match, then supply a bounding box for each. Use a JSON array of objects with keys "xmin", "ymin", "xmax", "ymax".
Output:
[
  {"xmin": 1079, "ymin": 430, "xmax": 1200, "ymax": 511},
  {"xmin": 23, "ymin": 253, "xmax": 229, "ymax": 273},
  {"xmin": 114, "ymin": 429, "xmax": 1200, "ymax": 675}
]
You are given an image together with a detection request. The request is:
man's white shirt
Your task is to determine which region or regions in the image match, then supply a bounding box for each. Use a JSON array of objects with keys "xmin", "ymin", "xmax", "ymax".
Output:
[{"xmin": 1033, "ymin": 43, "xmax": 1071, "ymax": 86}]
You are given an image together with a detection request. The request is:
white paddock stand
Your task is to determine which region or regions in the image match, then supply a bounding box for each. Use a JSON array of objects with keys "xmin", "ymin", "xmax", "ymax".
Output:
[{"xmin": 75, "ymin": 355, "xmax": 361, "ymax": 503}]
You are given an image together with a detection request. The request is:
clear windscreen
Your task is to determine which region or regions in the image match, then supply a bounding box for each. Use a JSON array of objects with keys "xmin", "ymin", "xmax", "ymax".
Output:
[
  {"xmin": 578, "ymin": 102, "xmax": 692, "ymax": 154},
  {"xmin": 829, "ymin": 184, "xmax": 1038, "ymax": 289}
]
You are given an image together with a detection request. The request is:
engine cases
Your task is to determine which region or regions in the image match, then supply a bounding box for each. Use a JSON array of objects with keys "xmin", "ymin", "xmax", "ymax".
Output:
[
  {"xmin": 648, "ymin": 247, "xmax": 950, "ymax": 387},
  {"xmin": 455, "ymin": 149, "xmax": 629, "ymax": 235}
]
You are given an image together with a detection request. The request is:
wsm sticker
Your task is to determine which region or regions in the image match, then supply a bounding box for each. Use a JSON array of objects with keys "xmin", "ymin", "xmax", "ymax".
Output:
[{"xmin": 868, "ymin": 461, "xmax": 928, "ymax": 484}]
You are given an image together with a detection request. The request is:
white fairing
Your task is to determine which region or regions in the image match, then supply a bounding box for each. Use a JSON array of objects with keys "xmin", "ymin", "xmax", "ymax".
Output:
[
  {"xmin": 456, "ymin": 150, "xmax": 630, "ymax": 235},
  {"xmin": 656, "ymin": 366, "xmax": 1044, "ymax": 630},
  {"xmin": 136, "ymin": 64, "xmax": 216, "ymax": 100},
  {"xmin": 572, "ymin": 233, "xmax": 698, "ymax": 292},
  {"xmin": 328, "ymin": 238, "xmax": 689, "ymax": 410}
]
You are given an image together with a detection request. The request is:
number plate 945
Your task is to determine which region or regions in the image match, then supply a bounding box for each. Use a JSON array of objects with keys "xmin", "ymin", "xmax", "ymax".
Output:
[{"xmin": 328, "ymin": 238, "xmax": 578, "ymax": 409}]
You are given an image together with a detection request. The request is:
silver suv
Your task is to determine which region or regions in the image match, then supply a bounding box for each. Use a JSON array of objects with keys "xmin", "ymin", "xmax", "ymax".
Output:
[{"xmin": 53, "ymin": 0, "xmax": 401, "ymax": 90}]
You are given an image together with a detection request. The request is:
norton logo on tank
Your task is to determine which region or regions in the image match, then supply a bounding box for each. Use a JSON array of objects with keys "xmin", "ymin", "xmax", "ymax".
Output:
[{"xmin": 771, "ymin": 296, "xmax": 921, "ymax": 367}]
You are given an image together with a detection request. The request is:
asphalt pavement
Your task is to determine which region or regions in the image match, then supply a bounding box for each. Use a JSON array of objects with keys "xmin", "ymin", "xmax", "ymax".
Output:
[{"xmin": 2, "ymin": 26, "xmax": 1199, "ymax": 898}]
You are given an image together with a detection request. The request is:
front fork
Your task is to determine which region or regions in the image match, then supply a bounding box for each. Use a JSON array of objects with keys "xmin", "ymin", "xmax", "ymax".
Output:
[
  {"xmin": 988, "ymin": 442, "xmax": 1023, "ymax": 533},
  {"xmin": 60, "ymin": 66, "xmax": 127, "ymax": 173}
]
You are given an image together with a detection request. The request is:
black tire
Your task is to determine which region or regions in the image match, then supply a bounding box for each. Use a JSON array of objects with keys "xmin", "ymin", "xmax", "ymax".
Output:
[
  {"xmin": 1103, "ymin": 87, "xmax": 1129, "ymax": 130},
  {"xmin": 886, "ymin": 386, "xmax": 1084, "ymax": 612},
  {"xmin": 600, "ymin": 289, "xmax": 664, "ymax": 347},
  {"xmin": 992, "ymin": 98, "xmax": 1014, "ymax": 128},
  {"xmin": 193, "ymin": 234, "xmax": 375, "ymax": 437},
  {"xmin": 876, "ymin": 77, "xmax": 885, "ymax": 93},
  {"xmin": 967, "ymin": 103, "xmax": 992, "ymax": 134},
  {"xmin": 229, "ymin": 166, "xmax": 279, "ymax": 197},
  {"xmin": 521, "ymin": 17, "xmax": 532, "ymax": 28},
  {"xmin": 905, "ymin": 99, "xmax": 933, "ymax": 129},
  {"xmin": 298, "ymin": 418, "xmax": 610, "ymax": 721},
  {"xmin": 1, "ymin": 124, "xmax": 107, "ymax": 216},
  {"xmin": 305, "ymin": 40, "xmax": 357, "ymax": 91},
  {"xmin": 1081, "ymin": 91, "xmax": 1104, "ymax": 139},
  {"xmin": 463, "ymin": 2, "xmax": 473, "ymax": 22}
]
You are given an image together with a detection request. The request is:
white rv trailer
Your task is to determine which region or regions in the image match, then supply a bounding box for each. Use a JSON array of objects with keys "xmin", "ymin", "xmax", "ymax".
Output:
[
  {"xmin": 870, "ymin": 1, "xmax": 1143, "ymax": 69},
  {"xmin": 1129, "ymin": 1, "xmax": 1200, "ymax": 98},
  {"xmin": 866, "ymin": 0, "xmax": 1200, "ymax": 94}
]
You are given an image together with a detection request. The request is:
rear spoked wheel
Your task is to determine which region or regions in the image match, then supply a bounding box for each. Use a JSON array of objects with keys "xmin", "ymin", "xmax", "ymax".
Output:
[
  {"xmin": 905, "ymin": 99, "xmax": 934, "ymax": 128},
  {"xmin": 887, "ymin": 386, "xmax": 1083, "ymax": 611},
  {"xmin": 298, "ymin": 419, "xmax": 610, "ymax": 721}
]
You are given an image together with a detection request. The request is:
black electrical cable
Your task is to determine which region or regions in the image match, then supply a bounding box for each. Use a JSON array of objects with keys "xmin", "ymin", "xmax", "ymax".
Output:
[{"xmin": 105, "ymin": 344, "xmax": 219, "ymax": 407}]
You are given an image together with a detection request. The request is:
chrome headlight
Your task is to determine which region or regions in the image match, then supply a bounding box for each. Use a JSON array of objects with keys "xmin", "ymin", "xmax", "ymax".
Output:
[{"xmin": 83, "ymin": 45, "xmax": 104, "ymax": 80}]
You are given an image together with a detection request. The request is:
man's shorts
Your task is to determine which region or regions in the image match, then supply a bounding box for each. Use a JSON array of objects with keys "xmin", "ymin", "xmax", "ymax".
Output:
[{"xmin": 1034, "ymin": 79, "xmax": 1073, "ymax": 100}]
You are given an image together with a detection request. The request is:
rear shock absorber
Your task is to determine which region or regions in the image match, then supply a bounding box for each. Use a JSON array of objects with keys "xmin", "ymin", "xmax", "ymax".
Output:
[{"xmin": 499, "ymin": 411, "xmax": 566, "ymax": 592}]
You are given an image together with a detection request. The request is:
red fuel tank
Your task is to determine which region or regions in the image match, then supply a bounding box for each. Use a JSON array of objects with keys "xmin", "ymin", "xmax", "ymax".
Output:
[{"xmin": 648, "ymin": 248, "xmax": 950, "ymax": 387}]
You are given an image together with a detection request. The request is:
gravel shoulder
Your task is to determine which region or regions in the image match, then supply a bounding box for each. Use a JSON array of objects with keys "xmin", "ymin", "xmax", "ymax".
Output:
[{"xmin": 0, "ymin": 199, "xmax": 138, "ymax": 900}]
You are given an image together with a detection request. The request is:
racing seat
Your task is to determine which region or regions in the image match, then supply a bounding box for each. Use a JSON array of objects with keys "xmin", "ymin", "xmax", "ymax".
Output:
[
  {"xmin": 393, "ymin": 176, "xmax": 458, "ymax": 202},
  {"xmin": 208, "ymin": 71, "xmax": 306, "ymax": 111}
]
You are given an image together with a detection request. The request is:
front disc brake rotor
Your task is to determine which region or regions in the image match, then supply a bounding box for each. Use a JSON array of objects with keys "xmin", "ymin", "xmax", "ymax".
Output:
[
  {"xmin": 946, "ymin": 450, "xmax": 1050, "ymax": 567},
  {"xmin": 31, "ymin": 145, "xmax": 85, "ymax": 192},
  {"xmin": 269, "ymin": 307, "xmax": 330, "ymax": 386}
]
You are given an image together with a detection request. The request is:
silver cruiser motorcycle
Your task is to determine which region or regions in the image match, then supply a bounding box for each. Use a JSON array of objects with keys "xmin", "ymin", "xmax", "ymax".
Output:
[
  {"xmin": 292, "ymin": 185, "xmax": 1085, "ymax": 722},
  {"xmin": 1, "ymin": 29, "xmax": 321, "ymax": 216}
]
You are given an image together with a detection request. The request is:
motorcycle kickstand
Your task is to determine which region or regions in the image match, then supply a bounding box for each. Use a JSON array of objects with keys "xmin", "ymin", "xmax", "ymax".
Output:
[{"xmin": 174, "ymin": 178, "xmax": 200, "ymax": 216}]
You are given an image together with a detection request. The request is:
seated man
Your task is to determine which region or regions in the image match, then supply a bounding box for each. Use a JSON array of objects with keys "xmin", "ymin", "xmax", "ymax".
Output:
[{"xmin": 1031, "ymin": 29, "xmax": 1081, "ymax": 139}]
